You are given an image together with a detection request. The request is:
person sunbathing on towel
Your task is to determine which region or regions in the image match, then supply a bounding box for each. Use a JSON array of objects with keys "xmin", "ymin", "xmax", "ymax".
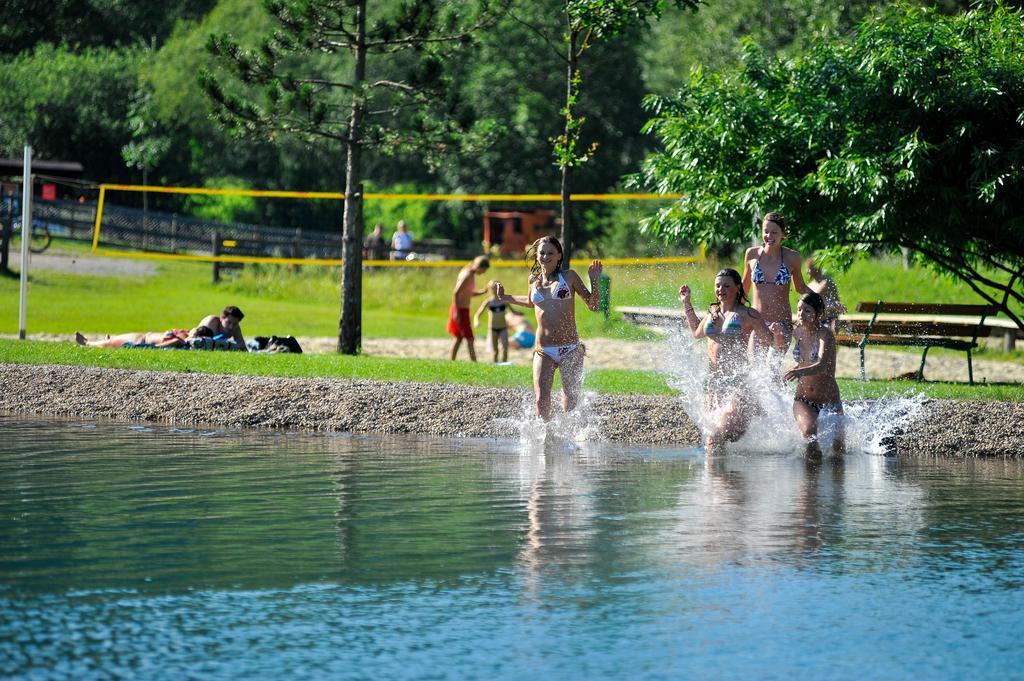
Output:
[{"xmin": 75, "ymin": 325, "xmax": 213, "ymax": 349}]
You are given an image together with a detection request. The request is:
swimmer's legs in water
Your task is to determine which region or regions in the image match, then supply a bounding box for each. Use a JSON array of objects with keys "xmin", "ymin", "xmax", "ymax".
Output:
[
  {"xmin": 533, "ymin": 352, "xmax": 557, "ymax": 420},
  {"xmin": 794, "ymin": 400, "xmax": 846, "ymax": 457},
  {"xmin": 793, "ymin": 399, "xmax": 822, "ymax": 458},
  {"xmin": 559, "ymin": 345, "xmax": 585, "ymax": 413},
  {"xmin": 704, "ymin": 395, "xmax": 751, "ymax": 450},
  {"xmin": 533, "ymin": 346, "xmax": 587, "ymax": 421}
]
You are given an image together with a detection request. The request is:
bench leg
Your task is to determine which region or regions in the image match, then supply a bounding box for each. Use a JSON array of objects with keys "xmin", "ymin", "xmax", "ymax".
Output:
[
  {"xmin": 967, "ymin": 349, "xmax": 974, "ymax": 386},
  {"xmin": 859, "ymin": 344, "xmax": 866, "ymax": 381},
  {"xmin": 917, "ymin": 346, "xmax": 930, "ymax": 382}
]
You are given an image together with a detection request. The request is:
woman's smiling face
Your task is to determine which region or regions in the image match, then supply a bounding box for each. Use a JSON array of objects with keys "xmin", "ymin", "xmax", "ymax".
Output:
[
  {"xmin": 537, "ymin": 241, "xmax": 560, "ymax": 274},
  {"xmin": 762, "ymin": 220, "xmax": 784, "ymax": 247}
]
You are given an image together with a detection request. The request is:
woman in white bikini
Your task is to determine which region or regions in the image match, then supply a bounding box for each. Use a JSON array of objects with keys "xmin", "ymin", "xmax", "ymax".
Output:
[
  {"xmin": 494, "ymin": 236, "xmax": 602, "ymax": 421},
  {"xmin": 741, "ymin": 212, "xmax": 811, "ymax": 350},
  {"xmin": 783, "ymin": 291, "xmax": 845, "ymax": 457},
  {"xmin": 680, "ymin": 268, "xmax": 773, "ymax": 448}
]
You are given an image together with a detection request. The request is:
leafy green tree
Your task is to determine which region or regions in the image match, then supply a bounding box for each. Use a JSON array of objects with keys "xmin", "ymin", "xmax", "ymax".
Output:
[
  {"xmin": 0, "ymin": 0, "xmax": 216, "ymax": 55},
  {"xmin": 0, "ymin": 45, "xmax": 143, "ymax": 181},
  {"xmin": 636, "ymin": 2, "xmax": 1024, "ymax": 329},
  {"xmin": 509, "ymin": 0, "xmax": 702, "ymax": 266},
  {"xmin": 201, "ymin": 0, "xmax": 504, "ymax": 354}
]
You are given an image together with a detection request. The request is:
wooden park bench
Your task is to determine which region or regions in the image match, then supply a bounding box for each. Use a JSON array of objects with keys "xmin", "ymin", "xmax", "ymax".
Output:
[{"xmin": 836, "ymin": 302, "xmax": 1001, "ymax": 384}]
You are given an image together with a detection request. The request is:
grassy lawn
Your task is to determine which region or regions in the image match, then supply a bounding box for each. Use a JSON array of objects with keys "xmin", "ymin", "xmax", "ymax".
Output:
[
  {"xmin": 2, "ymin": 339, "xmax": 1022, "ymax": 401},
  {"xmin": 1, "ymin": 241, "xmax": 1020, "ymax": 361}
]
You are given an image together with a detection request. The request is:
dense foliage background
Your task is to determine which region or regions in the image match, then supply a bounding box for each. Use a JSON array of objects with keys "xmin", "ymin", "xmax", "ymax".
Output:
[{"xmin": 0, "ymin": 0, "xmax": 986, "ymax": 252}]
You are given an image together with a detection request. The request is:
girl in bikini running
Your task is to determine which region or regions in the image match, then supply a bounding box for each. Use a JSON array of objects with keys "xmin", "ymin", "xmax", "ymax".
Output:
[
  {"xmin": 741, "ymin": 212, "xmax": 811, "ymax": 350},
  {"xmin": 493, "ymin": 236, "xmax": 603, "ymax": 421},
  {"xmin": 680, "ymin": 268, "xmax": 774, "ymax": 449},
  {"xmin": 783, "ymin": 291, "xmax": 846, "ymax": 457}
]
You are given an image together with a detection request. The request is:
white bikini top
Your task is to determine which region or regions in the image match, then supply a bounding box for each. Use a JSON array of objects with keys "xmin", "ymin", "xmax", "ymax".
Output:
[{"xmin": 531, "ymin": 272, "xmax": 571, "ymax": 305}]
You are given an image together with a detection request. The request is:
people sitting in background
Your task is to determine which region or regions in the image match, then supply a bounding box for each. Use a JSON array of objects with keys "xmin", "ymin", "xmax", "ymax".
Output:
[
  {"xmin": 195, "ymin": 305, "xmax": 248, "ymax": 352},
  {"xmin": 391, "ymin": 220, "xmax": 414, "ymax": 260},
  {"xmin": 363, "ymin": 223, "xmax": 388, "ymax": 261},
  {"xmin": 75, "ymin": 325, "xmax": 213, "ymax": 349},
  {"xmin": 804, "ymin": 256, "xmax": 846, "ymax": 330},
  {"xmin": 507, "ymin": 308, "xmax": 535, "ymax": 350}
]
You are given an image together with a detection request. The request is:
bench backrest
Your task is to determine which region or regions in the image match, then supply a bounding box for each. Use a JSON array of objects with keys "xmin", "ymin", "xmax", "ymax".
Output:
[
  {"xmin": 855, "ymin": 302, "xmax": 1000, "ymax": 316},
  {"xmin": 843, "ymin": 320, "xmax": 994, "ymax": 338}
]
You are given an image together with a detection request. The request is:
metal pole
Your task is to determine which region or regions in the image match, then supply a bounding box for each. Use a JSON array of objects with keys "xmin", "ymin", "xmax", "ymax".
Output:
[{"xmin": 18, "ymin": 145, "xmax": 32, "ymax": 340}]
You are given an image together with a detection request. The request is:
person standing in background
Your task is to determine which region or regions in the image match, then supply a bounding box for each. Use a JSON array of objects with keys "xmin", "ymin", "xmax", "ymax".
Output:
[
  {"xmin": 363, "ymin": 223, "xmax": 387, "ymax": 261},
  {"xmin": 391, "ymin": 220, "xmax": 414, "ymax": 260}
]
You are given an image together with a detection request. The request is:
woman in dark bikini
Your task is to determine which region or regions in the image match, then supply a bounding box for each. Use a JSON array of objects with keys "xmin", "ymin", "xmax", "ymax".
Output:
[
  {"xmin": 680, "ymin": 268, "xmax": 773, "ymax": 449},
  {"xmin": 783, "ymin": 292, "xmax": 846, "ymax": 457},
  {"xmin": 741, "ymin": 212, "xmax": 811, "ymax": 350},
  {"xmin": 494, "ymin": 236, "xmax": 602, "ymax": 421}
]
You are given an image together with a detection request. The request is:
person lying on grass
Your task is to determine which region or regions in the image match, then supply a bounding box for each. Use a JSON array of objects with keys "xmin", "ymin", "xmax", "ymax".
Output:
[{"xmin": 75, "ymin": 325, "xmax": 213, "ymax": 349}]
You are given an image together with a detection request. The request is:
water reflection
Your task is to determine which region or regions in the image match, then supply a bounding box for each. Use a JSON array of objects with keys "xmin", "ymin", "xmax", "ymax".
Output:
[{"xmin": 3, "ymin": 417, "xmax": 1024, "ymax": 680}]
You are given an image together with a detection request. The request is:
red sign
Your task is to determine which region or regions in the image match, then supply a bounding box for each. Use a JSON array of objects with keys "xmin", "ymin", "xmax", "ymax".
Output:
[{"xmin": 41, "ymin": 183, "xmax": 57, "ymax": 200}]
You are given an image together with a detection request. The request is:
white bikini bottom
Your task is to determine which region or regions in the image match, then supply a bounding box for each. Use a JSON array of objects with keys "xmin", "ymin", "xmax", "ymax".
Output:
[{"xmin": 534, "ymin": 342, "xmax": 582, "ymax": 364}]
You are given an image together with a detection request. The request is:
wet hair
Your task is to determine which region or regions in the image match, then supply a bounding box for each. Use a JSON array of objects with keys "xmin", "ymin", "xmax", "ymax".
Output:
[
  {"xmin": 710, "ymin": 268, "xmax": 749, "ymax": 313},
  {"xmin": 527, "ymin": 236, "xmax": 563, "ymax": 278},
  {"xmin": 762, "ymin": 212, "xmax": 787, "ymax": 233},
  {"xmin": 222, "ymin": 305, "xmax": 244, "ymax": 321},
  {"xmin": 799, "ymin": 291, "xmax": 825, "ymax": 318}
]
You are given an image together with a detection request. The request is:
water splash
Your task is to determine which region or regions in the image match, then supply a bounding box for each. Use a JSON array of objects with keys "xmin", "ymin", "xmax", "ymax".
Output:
[{"xmin": 660, "ymin": 330, "xmax": 929, "ymax": 455}]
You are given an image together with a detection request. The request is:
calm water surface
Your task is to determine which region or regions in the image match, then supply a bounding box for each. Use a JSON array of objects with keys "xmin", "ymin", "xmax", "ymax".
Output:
[{"xmin": 2, "ymin": 416, "xmax": 1023, "ymax": 680}]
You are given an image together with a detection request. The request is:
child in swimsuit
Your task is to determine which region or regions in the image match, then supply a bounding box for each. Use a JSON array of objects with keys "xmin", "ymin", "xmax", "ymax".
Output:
[
  {"xmin": 507, "ymin": 309, "xmax": 536, "ymax": 350},
  {"xmin": 783, "ymin": 291, "xmax": 845, "ymax": 457},
  {"xmin": 493, "ymin": 236, "xmax": 603, "ymax": 421},
  {"xmin": 474, "ymin": 281, "xmax": 511, "ymax": 363}
]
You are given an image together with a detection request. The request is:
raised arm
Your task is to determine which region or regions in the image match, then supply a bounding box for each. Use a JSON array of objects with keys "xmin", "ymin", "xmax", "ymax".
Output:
[
  {"xmin": 825, "ymin": 280, "xmax": 846, "ymax": 319},
  {"xmin": 569, "ymin": 260, "xmax": 603, "ymax": 311},
  {"xmin": 790, "ymin": 251, "xmax": 811, "ymax": 295},
  {"xmin": 494, "ymin": 280, "xmax": 533, "ymax": 307},
  {"xmin": 679, "ymin": 284, "xmax": 706, "ymax": 339}
]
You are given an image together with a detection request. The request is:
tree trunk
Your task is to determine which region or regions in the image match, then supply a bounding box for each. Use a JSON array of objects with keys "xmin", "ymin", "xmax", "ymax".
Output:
[
  {"xmin": 559, "ymin": 24, "xmax": 578, "ymax": 270},
  {"xmin": 338, "ymin": 0, "xmax": 367, "ymax": 354}
]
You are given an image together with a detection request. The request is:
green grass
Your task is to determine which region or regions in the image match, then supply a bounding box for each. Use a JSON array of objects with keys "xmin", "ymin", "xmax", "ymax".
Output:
[
  {"xmin": 1, "ymin": 242, "xmax": 1020, "ymax": 357},
  {"xmin": 2, "ymin": 339, "xmax": 1021, "ymax": 400},
  {"xmin": 0, "ymin": 339, "xmax": 675, "ymax": 395}
]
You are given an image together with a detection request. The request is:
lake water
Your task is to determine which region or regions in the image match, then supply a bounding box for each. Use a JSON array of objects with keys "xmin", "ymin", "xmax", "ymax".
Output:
[{"xmin": 2, "ymin": 416, "xmax": 1023, "ymax": 680}]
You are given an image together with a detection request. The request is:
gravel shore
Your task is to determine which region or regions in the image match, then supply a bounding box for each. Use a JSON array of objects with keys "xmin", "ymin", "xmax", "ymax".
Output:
[{"xmin": 2, "ymin": 363, "xmax": 1022, "ymax": 457}]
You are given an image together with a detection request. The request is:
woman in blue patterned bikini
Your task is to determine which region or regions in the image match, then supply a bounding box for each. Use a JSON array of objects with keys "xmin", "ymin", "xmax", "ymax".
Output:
[
  {"xmin": 783, "ymin": 292, "xmax": 845, "ymax": 457},
  {"xmin": 494, "ymin": 236, "xmax": 603, "ymax": 421},
  {"xmin": 741, "ymin": 212, "xmax": 811, "ymax": 351},
  {"xmin": 680, "ymin": 269, "xmax": 774, "ymax": 448}
]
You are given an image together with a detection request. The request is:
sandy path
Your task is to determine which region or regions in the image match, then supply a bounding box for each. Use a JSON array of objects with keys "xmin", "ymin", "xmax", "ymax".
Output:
[{"xmin": 299, "ymin": 336, "xmax": 1024, "ymax": 384}]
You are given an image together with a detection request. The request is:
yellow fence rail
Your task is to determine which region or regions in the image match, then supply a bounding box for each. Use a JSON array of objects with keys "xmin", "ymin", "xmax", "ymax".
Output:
[{"xmin": 90, "ymin": 184, "xmax": 700, "ymax": 266}]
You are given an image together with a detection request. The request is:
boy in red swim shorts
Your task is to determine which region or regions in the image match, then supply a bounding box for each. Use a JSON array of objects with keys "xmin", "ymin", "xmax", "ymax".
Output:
[{"xmin": 448, "ymin": 255, "xmax": 490, "ymax": 361}]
